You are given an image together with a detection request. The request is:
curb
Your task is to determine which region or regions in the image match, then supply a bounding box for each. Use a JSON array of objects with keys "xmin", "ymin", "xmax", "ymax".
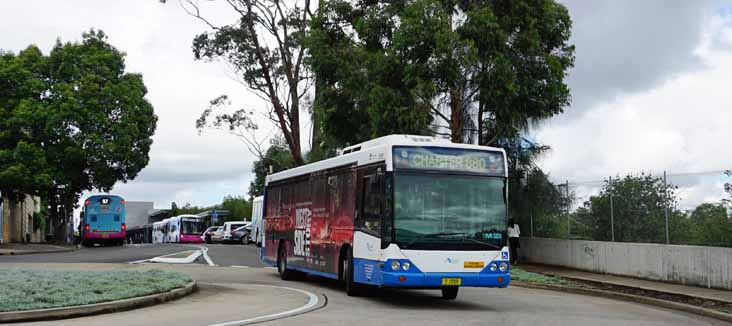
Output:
[
  {"xmin": 511, "ymin": 281, "xmax": 732, "ymax": 323},
  {"xmin": 0, "ymin": 247, "xmax": 77, "ymax": 256},
  {"xmin": 208, "ymin": 284, "xmax": 326, "ymax": 326},
  {"xmin": 0, "ymin": 281, "xmax": 197, "ymax": 323}
]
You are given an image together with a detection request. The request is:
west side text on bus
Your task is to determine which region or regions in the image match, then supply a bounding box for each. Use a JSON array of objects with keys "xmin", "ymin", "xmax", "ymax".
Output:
[{"xmin": 261, "ymin": 135, "xmax": 509, "ymax": 299}]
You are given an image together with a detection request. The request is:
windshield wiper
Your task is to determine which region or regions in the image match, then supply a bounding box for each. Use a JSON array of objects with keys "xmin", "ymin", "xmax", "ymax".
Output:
[
  {"xmin": 462, "ymin": 238, "xmax": 503, "ymax": 250},
  {"xmin": 404, "ymin": 232, "xmax": 467, "ymax": 248}
]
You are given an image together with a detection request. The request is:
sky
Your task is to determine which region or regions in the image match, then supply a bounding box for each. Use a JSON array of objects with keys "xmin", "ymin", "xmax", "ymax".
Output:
[{"xmin": 0, "ymin": 1, "xmax": 730, "ymax": 211}]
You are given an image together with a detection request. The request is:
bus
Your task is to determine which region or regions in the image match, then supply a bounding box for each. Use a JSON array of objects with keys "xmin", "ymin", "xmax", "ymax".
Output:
[
  {"xmin": 261, "ymin": 135, "xmax": 510, "ymax": 299},
  {"xmin": 250, "ymin": 196, "xmax": 264, "ymax": 246},
  {"xmin": 80, "ymin": 195, "xmax": 126, "ymax": 247},
  {"xmin": 152, "ymin": 219, "xmax": 169, "ymax": 244},
  {"xmin": 167, "ymin": 215, "xmax": 205, "ymax": 243}
]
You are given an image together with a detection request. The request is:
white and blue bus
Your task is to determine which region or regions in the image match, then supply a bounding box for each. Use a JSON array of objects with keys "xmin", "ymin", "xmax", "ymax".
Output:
[{"xmin": 262, "ymin": 135, "xmax": 509, "ymax": 299}]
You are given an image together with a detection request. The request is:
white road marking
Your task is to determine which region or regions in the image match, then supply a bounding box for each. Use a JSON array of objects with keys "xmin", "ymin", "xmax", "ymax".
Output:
[
  {"xmin": 208, "ymin": 285, "xmax": 320, "ymax": 326},
  {"xmin": 150, "ymin": 250, "xmax": 202, "ymax": 264},
  {"xmin": 230, "ymin": 265, "xmax": 249, "ymax": 268}
]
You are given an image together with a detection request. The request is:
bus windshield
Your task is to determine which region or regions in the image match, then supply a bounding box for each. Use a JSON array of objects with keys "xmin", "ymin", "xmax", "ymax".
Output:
[
  {"xmin": 393, "ymin": 173, "xmax": 506, "ymax": 250},
  {"xmin": 182, "ymin": 220, "xmax": 205, "ymax": 235}
]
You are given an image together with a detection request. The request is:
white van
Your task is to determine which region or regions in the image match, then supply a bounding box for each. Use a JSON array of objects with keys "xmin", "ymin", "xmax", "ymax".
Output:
[
  {"xmin": 221, "ymin": 221, "xmax": 249, "ymax": 243},
  {"xmin": 249, "ymin": 196, "xmax": 264, "ymax": 246}
]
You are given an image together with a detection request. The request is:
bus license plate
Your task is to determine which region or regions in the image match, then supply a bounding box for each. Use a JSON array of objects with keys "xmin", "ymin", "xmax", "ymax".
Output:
[
  {"xmin": 442, "ymin": 278, "xmax": 461, "ymax": 286},
  {"xmin": 101, "ymin": 234, "xmax": 108, "ymax": 238}
]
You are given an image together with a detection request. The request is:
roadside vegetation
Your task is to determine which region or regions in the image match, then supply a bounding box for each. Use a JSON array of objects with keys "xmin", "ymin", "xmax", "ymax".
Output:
[
  {"xmin": 510, "ymin": 266, "xmax": 583, "ymax": 288},
  {"xmin": 0, "ymin": 269, "xmax": 191, "ymax": 312}
]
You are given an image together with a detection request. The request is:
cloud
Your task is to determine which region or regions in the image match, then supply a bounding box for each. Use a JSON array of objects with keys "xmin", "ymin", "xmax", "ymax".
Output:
[
  {"xmin": 538, "ymin": 8, "xmax": 732, "ymax": 209},
  {"xmin": 0, "ymin": 0, "xmax": 267, "ymax": 208},
  {"xmin": 558, "ymin": 0, "xmax": 711, "ymax": 118}
]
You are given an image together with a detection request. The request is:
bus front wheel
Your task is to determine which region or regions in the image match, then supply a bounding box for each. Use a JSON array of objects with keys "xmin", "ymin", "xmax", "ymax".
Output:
[
  {"xmin": 441, "ymin": 287, "xmax": 459, "ymax": 300},
  {"xmin": 343, "ymin": 248, "xmax": 363, "ymax": 297}
]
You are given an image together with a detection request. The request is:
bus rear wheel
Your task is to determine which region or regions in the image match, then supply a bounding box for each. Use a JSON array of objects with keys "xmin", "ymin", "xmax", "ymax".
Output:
[
  {"xmin": 278, "ymin": 243, "xmax": 296, "ymax": 281},
  {"xmin": 441, "ymin": 287, "xmax": 459, "ymax": 300}
]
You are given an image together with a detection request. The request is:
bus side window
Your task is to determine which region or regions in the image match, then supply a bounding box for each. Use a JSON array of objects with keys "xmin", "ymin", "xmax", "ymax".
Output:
[
  {"xmin": 360, "ymin": 173, "xmax": 383, "ymax": 234},
  {"xmin": 91, "ymin": 215, "xmax": 97, "ymax": 222}
]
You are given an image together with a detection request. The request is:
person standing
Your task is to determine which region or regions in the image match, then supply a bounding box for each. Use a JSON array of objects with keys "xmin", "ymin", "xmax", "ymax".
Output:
[{"xmin": 507, "ymin": 219, "xmax": 521, "ymax": 265}]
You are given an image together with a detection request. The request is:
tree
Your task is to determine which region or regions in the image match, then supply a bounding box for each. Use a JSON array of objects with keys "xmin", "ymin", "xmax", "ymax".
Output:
[
  {"xmin": 0, "ymin": 30, "xmax": 157, "ymax": 242},
  {"xmin": 307, "ymin": 0, "xmax": 574, "ymax": 150},
  {"xmin": 509, "ymin": 168, "xmax": 564, "ymax": 237},
  {"xmin": 0, "ymin": 47, "xmax": 54, "ymax": 203},
  {"xmin": 222, "ymin": 195, "xmax": 252, "ymax": 221},
  {"xmin": 689, "ymin": 203, "xmax": 732, "ymax": 247},
  {"xmin": 183, "ymin": 0, "xmax": 317, "ymax": 166},
  {"xmin": 248, "ymin": 140, "xmax": 295, "ymax": 197},
  {"xmin": 578, "ymin": 173, "xmax": 687, "ymax": 243}
]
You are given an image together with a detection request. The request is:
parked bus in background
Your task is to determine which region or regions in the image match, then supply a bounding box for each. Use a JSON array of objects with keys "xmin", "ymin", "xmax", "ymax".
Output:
[
  {"xmin": 250, "ymin": 196, "xmax": 264, "ymax": 246},
  {"xmin": 167, "ymin": 215, "xmax": 205, "ymax": 243},
  {"xmin": 80, "ymin": 195, "xmax": 126, "ymax": 247},
  {"xmin": 152, "ymin": 219, "xmax": 169, "ymax": 244},
  {"xmin": 262, "ymin": 135, "xmax": 509, "ymax": 299}
]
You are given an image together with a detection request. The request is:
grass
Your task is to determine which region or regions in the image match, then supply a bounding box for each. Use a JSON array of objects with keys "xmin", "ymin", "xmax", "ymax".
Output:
[
  {"xmin": 0, "ymin": 269, "xmax": 192, "ymax": 312},
  {"xmin": 511, "ymin": 266, "xmax": 584, "ymax": 288}
]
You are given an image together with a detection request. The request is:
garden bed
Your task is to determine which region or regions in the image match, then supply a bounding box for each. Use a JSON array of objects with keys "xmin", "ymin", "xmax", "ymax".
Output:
[{"xmin": 0, "ymin": 269, "xmax": 192, "ymax": 312}]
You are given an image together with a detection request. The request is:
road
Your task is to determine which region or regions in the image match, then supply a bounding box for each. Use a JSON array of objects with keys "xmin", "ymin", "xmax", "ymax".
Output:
[
  {"xmin": 1, "ymin": 244, "xmax": 729, "ymax": 326},
  {"xmin": 0, "ymin": 243, "xmax": 265, "ymax": 267}
]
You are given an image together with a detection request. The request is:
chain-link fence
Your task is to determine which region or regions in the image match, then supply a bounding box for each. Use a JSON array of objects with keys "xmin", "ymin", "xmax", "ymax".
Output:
[{"xmin": 513, "ymin": 169, "xmax": 732, "ymax": 247}]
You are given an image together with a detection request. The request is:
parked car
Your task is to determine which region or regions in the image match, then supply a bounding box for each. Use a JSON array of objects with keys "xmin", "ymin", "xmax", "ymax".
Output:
[
  {"xmin": 202, "ymin": 226, "xmax": 222, "ymax": 244},
  {"xmin": 230, "ymin": 225, "xmax": 251, "ymax": 245},
  {"xmin": 222, "ymin": 221, "xmax": 249, "ymax": 244}
]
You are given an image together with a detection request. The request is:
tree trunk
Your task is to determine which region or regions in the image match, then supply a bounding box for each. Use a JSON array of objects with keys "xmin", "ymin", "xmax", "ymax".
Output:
[{"xmin": 449, "ymin": 88, "xmax": 465, "ymax": 143}]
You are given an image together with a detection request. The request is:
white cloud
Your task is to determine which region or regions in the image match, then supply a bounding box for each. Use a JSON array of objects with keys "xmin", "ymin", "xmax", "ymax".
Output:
[
  {"xmin": 0, "ymin": 1, "xmax": 276, "ymax": 209},
  {"xmin": 538, "ymin": 9, "xmax": 732, "ymax": 209}
]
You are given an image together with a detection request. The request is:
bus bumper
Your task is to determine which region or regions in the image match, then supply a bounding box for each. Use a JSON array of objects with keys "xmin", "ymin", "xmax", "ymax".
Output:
[{"xmin": 380, "ymin": 271, "xmax": 510, "ymax": 288}]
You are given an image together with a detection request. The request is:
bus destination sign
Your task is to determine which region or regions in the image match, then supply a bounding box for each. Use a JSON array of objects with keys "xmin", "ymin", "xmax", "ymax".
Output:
[{"xmin": 393, "ymin": 146, "xmax": 505, "ymax": 176}]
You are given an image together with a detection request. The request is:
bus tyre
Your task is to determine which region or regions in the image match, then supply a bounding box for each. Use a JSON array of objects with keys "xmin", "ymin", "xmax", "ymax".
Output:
[
  {"xmin": 344, "ymin": 248, "xmax": 363, "ymax": 297},
  {"xmin": 441, "ymin": 287, "xmax": 459, "ymax": 300},
  {"xmin": 278, "ymin": 243, "xmax": 296, "ymax": 281}
]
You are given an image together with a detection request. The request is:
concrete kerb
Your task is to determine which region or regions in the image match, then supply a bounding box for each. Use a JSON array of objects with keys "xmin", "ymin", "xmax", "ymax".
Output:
[
  {"xmin": 0, "ymin": 246, "xmax": 77, "ymax": 256},
  {"xmin": 0, "ymin": 281, "xmax": 197, "ymax": 323},
  {"xmin": 511, "ymin": 281, "xmax": 732, "ymax": 324}
]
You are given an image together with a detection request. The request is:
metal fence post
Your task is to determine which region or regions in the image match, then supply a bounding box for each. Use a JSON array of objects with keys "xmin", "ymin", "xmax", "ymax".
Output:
[
  {"xmin": 664, "ymin": 171, "xmax": 670, "ymax": 244},
  {"xmin": 530, "ymin": 212, "xmax": 534, "ymax": 238},
  {"xmin": 609, "ymin": 176, "xmax": 615, "ymax": 242},
  {"xmin": 566, "ymin": 180, "xmax": 570, "ymax": 239}
]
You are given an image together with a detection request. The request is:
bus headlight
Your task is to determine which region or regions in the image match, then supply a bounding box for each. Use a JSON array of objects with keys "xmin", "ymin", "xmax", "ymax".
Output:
[
  {"xmin": 499, "ymin": 262, "xmax": 508, "ymax": 272},
  {"xmin": 489, "ymin": 263, "xmax": 498, "ymax": 272},
  {"xmin": 402, "ymin": 262, "xmax": 411, "ymax": 271},
  {"xmin": 391, "ymin": 261, "xmax": 401, "ymax": 271}
]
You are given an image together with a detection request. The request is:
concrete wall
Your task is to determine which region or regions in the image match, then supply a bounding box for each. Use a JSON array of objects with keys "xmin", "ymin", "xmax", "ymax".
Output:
[
  {"xmin": 125, "ymin": 201, "xmax": 154, "ymax": 228},
  {"xmin": 520, "ymin": 237, "xmax": 732, "ymax": 290},
  {"xmin": 0, "ymin": 195, "xmax": 42, "ymax": 243}
]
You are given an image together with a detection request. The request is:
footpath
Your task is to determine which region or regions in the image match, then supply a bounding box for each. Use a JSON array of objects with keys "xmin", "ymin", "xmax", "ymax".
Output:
[
  {"xmin": 521, "ymin": 264, "xmax": 732, "ymax": 304},
  {"xmin": 0, "ymin": 243, "xmax": 76, "ymax": 256},
  {"xmin": 517, "ymin": 263, "xmax": 732, "ymax": 322}
]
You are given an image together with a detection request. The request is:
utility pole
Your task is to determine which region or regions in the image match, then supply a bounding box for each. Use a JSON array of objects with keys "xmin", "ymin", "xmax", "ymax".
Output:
[
  {"xmin": 609, "ymin": 176, "xmax": 615, "ymax": 242},
  {"xmin": 664, "ymin": 171, "xmax": 669, "ymax": 244}
]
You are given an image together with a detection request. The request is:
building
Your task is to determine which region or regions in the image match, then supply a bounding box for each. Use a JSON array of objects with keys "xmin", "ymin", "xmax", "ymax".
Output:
[
  {"xmin": 125, "ymin": 201, "xmax": 154, "ymax": 228},
  {"xmin": 0, "ymin": 193, "xmax": 42, "ymax": 244}
]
